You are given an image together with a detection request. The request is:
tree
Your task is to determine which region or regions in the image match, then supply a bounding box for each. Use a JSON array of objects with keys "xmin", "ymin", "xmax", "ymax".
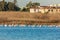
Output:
[
  {"xmin": 26, "ymin": 1, "xmax": 32, "ymax": 8},
  {"xmin": 26, "ymin": 1, "xmax": 40, "ymax": 12},
  {"xmin": 4, "ymin": 2, "xmax": 8, "ymax": 11},
  {"xmin": 32, "ymin": 2, "xmax": 40, "ymax": 6},
  {"xmin": 0, "ymin": 0, "xmax": 6, "ymax": 11},
  {"xmin": 22, "ymin": 7, "xmax": 29, "ymax": 12},
  {"xmin": 14, "ymin": 5, "xmax": 21, "ymax": 11},
  {"xmin": 26, "ymin": 1, "xmax": 40, "ymax": 8},
  {"xmin": 8, "ymin": 2, "xmax": 15, "ymax": 11},
  {"xmin": 0, "ymin": 0, "xmax": 20, "ymax": 11}
]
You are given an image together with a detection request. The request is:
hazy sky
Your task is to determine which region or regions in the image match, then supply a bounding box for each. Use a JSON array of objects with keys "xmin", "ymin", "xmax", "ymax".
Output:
[{"xmin": 0, "ymin": 0, "xmax": 60, "ymax": 7}]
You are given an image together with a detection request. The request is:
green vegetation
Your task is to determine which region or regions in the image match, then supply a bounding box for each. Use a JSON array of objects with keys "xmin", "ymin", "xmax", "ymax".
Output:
[
  {"xmin": 0, "ymin": 0, "xmax": 20, "ymax": 11},
  {"xmin": 26, "ymin": 1, "xmax": 40, "ymax": 8},
  {"xmin": 21, "ymin": 7, "xmax": 29, "ymax": 12},
  {"xmin": 26, "ymin": 1, "xmax": 32, "ymax": 8},
  {"xmin": 21, "ymin": 1, "xmax": 40, "ymax": 12},
  {"xmin": 0, "ymin": 0, "xmax": 40, "ymax": 11}
]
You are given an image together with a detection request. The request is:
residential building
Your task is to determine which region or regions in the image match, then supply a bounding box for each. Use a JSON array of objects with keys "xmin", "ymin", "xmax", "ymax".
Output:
[
  {"xmin": 30, "ymin": 5, "xmax": 60, "ymax": 13},
  {"xmin": 30, "ymin": 6, "xmax": 40, "ymax": 13}
]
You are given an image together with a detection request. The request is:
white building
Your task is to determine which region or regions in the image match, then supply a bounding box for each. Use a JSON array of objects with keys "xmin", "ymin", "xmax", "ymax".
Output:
[
  {"xmin": 30, "ymin": 7, "xmax": 40, "ymax": 13},
  {"xmin": 30, "ymin": 6, "xmax": 60, "ymax": 13},
  {"xmin": 30, "ymin": 6, "xmax": 49, "ymax": 13}
]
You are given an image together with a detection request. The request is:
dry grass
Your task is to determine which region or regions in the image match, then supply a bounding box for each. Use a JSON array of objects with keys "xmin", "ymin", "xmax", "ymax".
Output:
[{"xmin": 0, "ymin": 11, "xmax": 60, "ymax": 25}]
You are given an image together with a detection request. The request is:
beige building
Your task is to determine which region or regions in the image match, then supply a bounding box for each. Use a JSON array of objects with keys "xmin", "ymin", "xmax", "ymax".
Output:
[
  {"xmin": 49, "ymin": 7, "xmax": 60, "ymax": 13},
  {"xmin": 39, "ymin": 6, "xmax": 49, "ymax": 13},
  {"xmin": 30, "ymin": 6, "xmax": 60, "ymax": 13},
  {"xmin": 30, "ymin": 6, "xmax": 40, "ymax": 13}
]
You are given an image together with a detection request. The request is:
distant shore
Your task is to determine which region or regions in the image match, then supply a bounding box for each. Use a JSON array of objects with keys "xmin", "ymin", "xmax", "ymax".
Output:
[{"xmin": 0, "ymin": 11, "xmax": 60, "ymax": 25}]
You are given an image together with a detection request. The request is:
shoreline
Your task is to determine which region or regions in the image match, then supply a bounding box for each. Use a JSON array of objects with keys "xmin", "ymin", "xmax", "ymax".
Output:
[{"xmin": 0, "ymin": 24, "xmax": 60, "ymax": 28}]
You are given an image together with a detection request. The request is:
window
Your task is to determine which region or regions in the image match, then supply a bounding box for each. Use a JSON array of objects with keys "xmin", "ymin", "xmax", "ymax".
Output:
[
  {"xmin": 51, "ymin": 9, "xmax": 53, "ymax": 12},
  {"xmin": 48, "ymin": 10, "xmax": 50, "ymax": 11}
]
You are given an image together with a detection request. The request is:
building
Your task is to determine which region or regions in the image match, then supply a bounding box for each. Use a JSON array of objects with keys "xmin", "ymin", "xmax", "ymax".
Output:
[
  {"xmin": 39, "ymin": 6, "xmax": 50, "ymax": 13},
  {"xmin": 30, "ymin": 6, "xmax": 40, "ymax": 13},
  {"xmin": 30, "ymin": 6, "xmax": 50, "ymax": 13},
  {"xmin": 30, "ymin": 5, "xmax": 60, "ymax": 13},
  {"xmin": 49, "ymin": 7, "xmax": 60, "ymax": 13}
]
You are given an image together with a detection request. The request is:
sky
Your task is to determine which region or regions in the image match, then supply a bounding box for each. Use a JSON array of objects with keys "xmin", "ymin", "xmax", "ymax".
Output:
[{"xmin": 0, "ymin": 0, "xmax": 60, "ymax": 7}]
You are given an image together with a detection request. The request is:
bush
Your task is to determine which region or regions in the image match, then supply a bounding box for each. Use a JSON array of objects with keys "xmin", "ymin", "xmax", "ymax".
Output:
[{"xmin": 22, "ymin": 7, "xmax": 29, "ymax": 12}]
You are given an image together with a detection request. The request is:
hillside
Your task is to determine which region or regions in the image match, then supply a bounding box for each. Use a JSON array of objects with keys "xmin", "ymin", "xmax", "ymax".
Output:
[{"xmin": 0, "ymin": 11, "xmax": 60, "ymax": 25}]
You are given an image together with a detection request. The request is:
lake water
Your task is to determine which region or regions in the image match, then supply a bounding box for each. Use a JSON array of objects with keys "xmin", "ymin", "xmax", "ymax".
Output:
[{"xmin": 0, "ymin": 25, "xmax": 60, "ymax": 40}]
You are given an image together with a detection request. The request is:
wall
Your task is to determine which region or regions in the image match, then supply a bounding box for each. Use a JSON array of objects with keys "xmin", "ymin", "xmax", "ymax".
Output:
[{"xmin": 30, "ymin": 8, "xmax": 35, "ymax": 13}]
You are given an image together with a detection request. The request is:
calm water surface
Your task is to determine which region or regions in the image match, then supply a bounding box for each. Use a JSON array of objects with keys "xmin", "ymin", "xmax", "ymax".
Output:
[{"xmin": 0, "ymin": 25, "xmax": 60, "ymax": 40}]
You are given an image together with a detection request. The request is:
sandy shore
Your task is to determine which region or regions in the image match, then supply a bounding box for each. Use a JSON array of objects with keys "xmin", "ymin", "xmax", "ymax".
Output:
[{"xmin": 0, "ymin": 11, "xmax": 60, "ymax": 25}]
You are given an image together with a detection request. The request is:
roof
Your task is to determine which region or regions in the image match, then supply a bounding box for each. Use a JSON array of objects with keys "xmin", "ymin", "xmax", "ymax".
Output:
[
  {"xmin": 40, "ymin": 6, "xmax": 50, "ymax": 9},
  {"xmin": 30, "ymin": 6, "xmax": 60, "ymax": 9},
  {"xmin": 30, "ymin": 6, "xmax": 40, "ymax": 9}
]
